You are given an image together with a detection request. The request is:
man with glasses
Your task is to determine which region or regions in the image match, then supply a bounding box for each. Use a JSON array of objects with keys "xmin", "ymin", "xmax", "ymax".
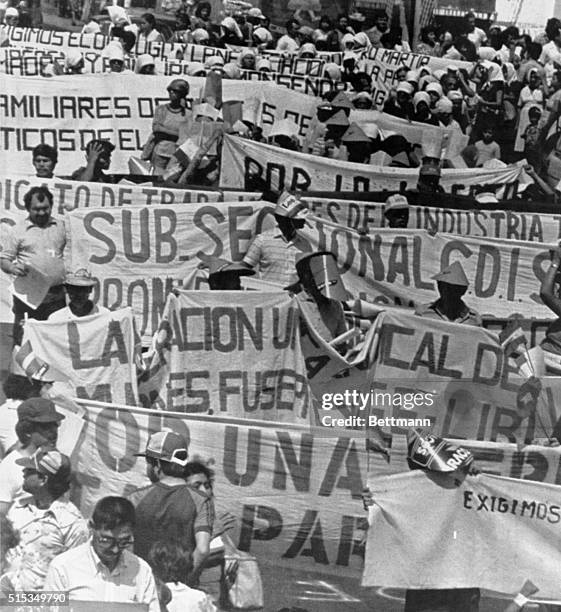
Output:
[
  {"xmin": 44, "ymin": 496, "xmax": 159, "ymax": 612},
  {"xmin": 128, "ymin": 431, "xmax": 214, "ymax": 586}
]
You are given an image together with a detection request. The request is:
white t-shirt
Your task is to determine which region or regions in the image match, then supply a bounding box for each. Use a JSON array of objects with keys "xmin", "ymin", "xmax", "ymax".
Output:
[
  {"xmin": 467, "ymin": 27, "xmax": 487, "ymax": 49},
  {"xmin": 166, "ymin": 582, "xmax": 217, "ymax": 612}
]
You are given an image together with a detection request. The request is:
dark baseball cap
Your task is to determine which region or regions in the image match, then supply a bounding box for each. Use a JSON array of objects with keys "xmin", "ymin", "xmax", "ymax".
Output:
[{"xmin": 17, "ymin": 398, "xmax": 65, "ymax": 423}]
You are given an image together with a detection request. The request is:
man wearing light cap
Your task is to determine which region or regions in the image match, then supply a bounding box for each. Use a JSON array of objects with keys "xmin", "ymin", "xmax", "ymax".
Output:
[
  {"xmin": 128, "ymin": 430, "xmax": 213, "ymax": 585},
  {"xmin": 48, "ymin": 269, "xmax": 108, "ymax": 321},
  {"xmin": 384, "ymin": 194, "xmax": 409, "ymax": 228},
  {"xmin": 4, "ymin": 7, "xmax": 19, "ymax": 25},
  {"xmin": 71, "ymin": 139, "xmax": 116, "ymax": 183},
  {"xmin": 5, "ymin": 447, "xmax": 88, "ymax": 590},
  {"xmin": 383, "ymin": 81, "xmax": 414, "ymax": 120},
  {"xmin": 242, "ymin": 191, "xmax": 311, "ymax": 286},
  {"xmin": 415, "ymin": 261, "xmax": 482, "ymax": 326},
  {"xmin": 0, "ymin": 398, "xmax": 65, "ymax": 517}
]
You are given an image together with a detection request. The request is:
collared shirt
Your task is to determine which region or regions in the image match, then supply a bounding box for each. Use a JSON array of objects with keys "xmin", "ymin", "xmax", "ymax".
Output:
[
  {"xmin": 0, "ymin": 216, "xmax": 66, "ymax": 269},
  {"xmin": 415, "ymin": 300, "xmax": 482, "ymax": 327},
  {"xmin": 6, "ymin": 497, "xmax": 88, "ymax": 590},
  {"xmin": 44, "ymin": 541, "xmax": 159, "ymax": 612},
  {"xmin": 243, "ymin": 229, "xmax": 312, "ymax": 287}
]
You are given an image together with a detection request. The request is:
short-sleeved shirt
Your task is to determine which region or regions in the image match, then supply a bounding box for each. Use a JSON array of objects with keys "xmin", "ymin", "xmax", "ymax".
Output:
[
  {"xmin": 415, "ymin": 300, "xmax": 482, "ymax": 327},
  {"xmin": 474, "ymin": 140, "xmax": 501, "ymax": 166},
  {"xmin": 6, "ymin": 497, "xmax": 89, "ymax": 590},
  {"xmin": 130, "ymin": 482, "xmax": 214, "ymax": 562},
  {"xmin": 243, "ymin": 229, "xmax": 312, "ymax": 286},
  {"xmin": 44, "ymin": 541, "xmax": 159, "ymax": 612},
  {"xmin": 0, "ymin": 217, "xmax": 66, "ymax": 270}
]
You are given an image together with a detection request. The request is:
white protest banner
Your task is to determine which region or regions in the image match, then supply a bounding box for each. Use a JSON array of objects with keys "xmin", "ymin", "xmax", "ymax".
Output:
[
  {"xmin": 21, "ymin": 308, "xmax": 139, "ymax": 404},
  {"xmin": 0, "ymin": 176, "xmax": 221, "ymax": 226},
  {"xmin": 363, "ymin": 470, "xmax": 561, "ymax": 600},
  {"xmin": 298, "ymin": 217, "xmax": 553, "ymax": 319},
  {"xmin": 220, "ymin": 135, "xmax": 528, "ymax": 194},
  {"xmin": 64, "ymin": 201, "xmax": 276, "ymax": 340},
  {"xmin": 3, "ymin": 26, "xmax": 340, "ymax": 72},
  {"xmin": 362, "ymin": 47, "xmax": 473, "ymax": 108},
  {"xmin": 139, "ymin": 291, "xmax": 311, "ymax": 422},
  {"xmin": 302, "ymin": 197, "xmax": 561, "ymax": 242},
  {"xmin": 0, "ymin": 75, "xmax": 320, "ymax": 175},
  {"xmin": 69, "ymin": 401, "xmax": 561, "ymax": 582}
]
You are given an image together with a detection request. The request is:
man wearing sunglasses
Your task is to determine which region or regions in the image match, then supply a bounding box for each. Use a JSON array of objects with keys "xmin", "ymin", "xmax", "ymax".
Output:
[
  {"xmin": 44, "ymin": 496, "xmax": 159, "ymax": 611},
  {"xmin": 129, "ymin": 431, "xmax": 214, "ymax": 586}
]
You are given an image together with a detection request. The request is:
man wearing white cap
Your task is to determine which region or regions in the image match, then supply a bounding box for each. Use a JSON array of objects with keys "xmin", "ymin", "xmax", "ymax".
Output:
[
  {"xmin": 242, "ymin": 191, "xmax": 311, "ymax": 286},
  {"xmin": 128, "ymin": 431, "xmax": 213, "ymax": 586},
  {"xmin": 415, "ymin": 261, "xmax": 482, "ymax": 326},
  {"xmin": 48, "ymin": 269, "xmax": 108, "ymax": 321},
  {"xmin": 4, "ymin": 7, "xmax": 19, "ymax": 25},
  {"xmin": 5, "ymin": 447, "xmax": 88, "ymax": 591},
  {"xmin": 384, "ymin": 194, "xmax": 409, "ymax": 228},
  {"xmin": 383, "ymin": 81, "xmax": 414, "ymax": 120}
]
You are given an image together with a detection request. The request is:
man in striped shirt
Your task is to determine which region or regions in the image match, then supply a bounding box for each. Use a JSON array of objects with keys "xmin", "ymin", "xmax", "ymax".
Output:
[{"xmin": 242, "ymin": 192, "xmax": 312, "ymax": 287}]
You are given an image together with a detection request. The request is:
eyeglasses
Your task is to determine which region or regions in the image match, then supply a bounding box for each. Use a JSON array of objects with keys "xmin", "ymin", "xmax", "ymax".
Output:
[{"xmin": 95, "ymin": 533, "xmax": 134, "ymax": 549}]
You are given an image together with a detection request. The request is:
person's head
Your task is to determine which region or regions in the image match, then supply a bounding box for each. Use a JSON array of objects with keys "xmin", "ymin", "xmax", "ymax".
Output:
[
  {"xmin": 16, "ymin": 397, "xmax": 64, "ymax": 450},
  {"xmin": 239, "ymin": 49, "xmax": 256, "ymax": 70},
  {"xmin": 167, "ymin": 78, "xmax": 189, "ymax": 108},
  {"xmin": 528, "ymin": 68, "xmax": 541, "ymax": 88},
  {"xmin": 417, "ymin": 161, "xmax": 441, "ymax": 192},
  {"xmin": 421, "ymin": 25, "xmax": 436, "ymax": 45},
  {"xmin": 528, "ymin": 106, "xmax": 542, "ymax": 126},
  {"xmin": 273, "ymin": 191, "xmax": 306, "ymax": 239},
  {"xmin": 120, "ymin": 30, "xmax": 136, "ymax": 53},
  {"xmin": 139, "ymin": 12, "xmax": 156, "ymax": 34},
  {"xmin": 32, "ymin": 144, "xmax": 57, "ymax": 178},
  {"xmin": 481, "ymin": 126, "xmax": 494, "ymax": 143},
  {"xmin": 526, "ymin": 41, "xmax": 542, "ymax": 61},
  {"xmin": 319, "ymin": 15, "xmax": 331, "ymax": 32},
  {"xmin": 295, "ymin": 251, "xmax": 348, "ymax": 303},
  {"xmin": 3, "ymin": 374, "xmax": 39, "ymax": 401},
  {"xmin": 207, "ymin": 258, "xmax": 254, "ymax": 290},
  {"xmin": 184, "ymin": 460, "xmax": 214, "ymax": 493},
  {"xmin": 247, "ymin": 6, "xmax": 264, "ymax": 25},
  {"xmin": 395, "ymin": 66, "xmax": 408, "ymax": 82},
  {"xmin": 337, "ymin": 13, "xmax": 348, "ymax": 31},
  {"xmin": 135, "ymin": 53, "xmax": 155, "ymax": 74},
  {"xmin": 352, "ymin": 91, "xmax": 373, "ymax": 110},
  {"xmin": 85, "ymin": 139, "xmax": 115, "ymax": 172},
  {"xmin": 90, "ymin": 497, "xmax": 135, "ymax": 568},
  {"xmin": 374, "ymin": 13, "xmax": 388, "ymax": 33},
  {"xmin": 285, "ymin": 18, "xmax": 299, "ymax": 38},
  {"xmin": 384, "ymin": 194, "xmax": 409, "ymax": 228},
  {"xmin": 435, "ymin": 97, "xmax": 453, "ymax": 125},
  {"xmin": 4, "ymin": 7, "xmax": 19, "ymax": 26},
  {"xmin": 413, "ymin": 91, "xmax": 431, "ymax": 116},
  {"xmin": 464, "ymin": 11, "xmax": 476, "ymax": 32},
  {"xmin": 396, "ymin": 81, "xmax": 413, "ymax": 106},
  {"xmin": 148, "ymin": 541, "xmax": 193, "ymax": 585},
  {"xmin": 432, "ymin": 261, "xmax": 469, "ymax": 302},
  {"xmin": 135, "ymin": 430, "xmax": 189, "ymax": 482},
  {"xmin": 195, "ymin": 1, "xmax": 210, "ymax": 20},
  {"xmin": 24, "ymin": 185, "xmax": 53, "ymax": 227},
  {"xmin": 63, "ymin": 268, "xmax": 97, "ymax": 309},
  {"xmin": 17, "ymin": 447, "xmax": 72, "ymax": 500}
]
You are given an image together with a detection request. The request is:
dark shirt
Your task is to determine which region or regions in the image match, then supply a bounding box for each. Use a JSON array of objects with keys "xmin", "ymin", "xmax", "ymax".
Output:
[
  {"xmin": 129, "ymin": 482, "xmax": 214, "ymax": 562},
  {"xmin": 415, "ymin": 300, "xmax": 482, "ymax": 326}
]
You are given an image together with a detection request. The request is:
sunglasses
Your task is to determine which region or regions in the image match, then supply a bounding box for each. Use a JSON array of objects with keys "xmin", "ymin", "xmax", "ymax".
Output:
[{"xmin": 95, "ymin": 532, "xmax": 134, "ymax": 549}]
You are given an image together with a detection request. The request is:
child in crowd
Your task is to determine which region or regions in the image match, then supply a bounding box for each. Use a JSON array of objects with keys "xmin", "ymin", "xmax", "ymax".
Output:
[
  {"xmin": 149, "ymin": 541, "xmax": 217, "ymax": 612},
  {"xmin": 522, "ymin": 106, "xmax": 543, "ymax": 172},
  {"xmin": 474, "ymin": 126, "xmax": 501, "ymax": 166}
]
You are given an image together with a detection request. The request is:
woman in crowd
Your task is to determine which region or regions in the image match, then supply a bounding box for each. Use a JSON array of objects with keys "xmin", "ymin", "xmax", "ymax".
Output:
[
  {"xmin": 137, "ymin": 13, "xmax": 163, "ymax": 45},
  {"xmin": 144, "ymin": 79, "xmax": 192, "ymax": 175}
]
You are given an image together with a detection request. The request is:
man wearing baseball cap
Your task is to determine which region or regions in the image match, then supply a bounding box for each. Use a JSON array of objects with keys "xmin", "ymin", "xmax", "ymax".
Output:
[
  {"xmin": 242, "ymin": 191, "xmax": 312, "ymax": 286},
  {"xmin": 0, "ymin": 398, "xmax": 64, "ymax": 517},
  {"xmin": 48, "ymin": 269, "xmax": 109, "ymax": 321},
  {"xmin": 415, "ymin": 261, "xmax": 482, "ymax": 326},
  {"xmin": 384, "ymin": 194, "xmax": 410, "ymax": 229},
  {"xmin": 5, "ymin": 447, "xmax": 88, "ymax": 590},
  {"xmin": 128, "ymin": 431, "xmax": 213, "ymax": 585}
]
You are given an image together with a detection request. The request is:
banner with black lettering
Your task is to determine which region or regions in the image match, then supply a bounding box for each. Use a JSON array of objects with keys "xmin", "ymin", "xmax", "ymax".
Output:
[
  {"xmin": 139, "ymin": 291, "xmax": 311, "ymax": 422},
  {"xmin": 21, "ymin": 308, "xmax": 138, "ymax": 404},
  {"xmin": 220, "ymin": 136, "xmax": 529, "ymax": 195},
  {"xmin": 64, "ymin": 202, "xmax": 276, "ymax": 340},
  {"xmin": 299, "ymin": 217, "xmax": 553, "ymax": 319},
  {"xmin": 70, "ymin": 401, "xmax": 561, "ymax": 581},
  {"xmin": 363, "ymin": 470, "xmax": 561, "ymax": 600},
  {"xmin": 302, "ymin": 197, "xmax": 561, "ymax": 243}
]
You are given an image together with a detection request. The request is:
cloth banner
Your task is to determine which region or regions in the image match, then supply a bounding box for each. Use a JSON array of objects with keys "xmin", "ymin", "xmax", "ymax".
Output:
[
  {"xmin": 69, "ymin": 402, "xmax": 561, "ymax": 581},
  {"xmin": 64, "ymin": 201, "xmax": 276, "ymax": 340},
  {"xmin": 362, "ymin": 47, "xmax": 473, "ymax": 108},
  {"xmin": 2, "ymin": 26, "xmax": 342, "ymax": 69},
  {"xmin": 0, "ymin": 74, "xmax": 324, "ymax": 175},
  {"xmin": 220, "ymin": 135, "xmax": 529, "ymax": 194},
  {"xmin": 301, "ymin": 197, "xmax": 561, "ymax": 243},
  {"xmin": 299, "ymin": 217, "xmax": 554, "ymax": 319},
  {"xmin": 139, "ymin": 291, "xmax": 312, "ymax": 422},
  {"xmin": 21, "ymin": 308, "xmax": 139, "ymax": 404},
  {"xmin": 363, "ymin": 470, "xmax": 561, "ymax": 600}
]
